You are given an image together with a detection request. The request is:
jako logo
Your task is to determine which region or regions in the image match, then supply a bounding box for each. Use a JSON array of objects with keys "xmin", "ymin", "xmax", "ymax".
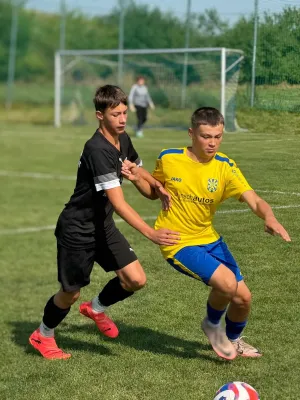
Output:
[{"xmin": 171, "ymin": 177, "xmax": 182, "ymax": 182}]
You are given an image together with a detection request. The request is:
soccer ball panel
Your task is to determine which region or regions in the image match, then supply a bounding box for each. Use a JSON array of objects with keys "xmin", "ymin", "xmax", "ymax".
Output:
[
  {"xmin": 214, "ymin": 390, "xmax": 236, "ymax": 400},
  {"xmin": 214, "ymin": 382, "xmax": 259, "ymax": 400}
]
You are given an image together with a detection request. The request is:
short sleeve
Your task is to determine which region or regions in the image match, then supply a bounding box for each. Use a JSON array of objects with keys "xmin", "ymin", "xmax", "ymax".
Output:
[
  {"xmin": 88, "ymin": 150, "xmax": 120, "ymax": 192},
  {"xmin": 126, "ymin": 135, "xmax": 142, "ymax": 166},
  {"xmin": 152, "ymin": 154, "xmax": 165, "ymax": 184},
  {"xmin": 222, "ymin": 162, "xmax": 252, "ymax": 201}
]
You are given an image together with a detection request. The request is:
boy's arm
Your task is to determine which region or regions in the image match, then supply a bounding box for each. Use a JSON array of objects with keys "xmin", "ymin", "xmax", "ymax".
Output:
[
  {"xmin": 134, "ymin": 167, "xmax": 161, "ymax": 197},
  {"xmin": 121, "ymin": 161, "xmax": 171, "ymax": 210},
  {"xmin": 146, "ymin": 90, "xmax": 155, "ymax": 110},
  {"xmin": 105, "ymin": 186, "xmax": 178, "ymax": 244},
  {"xmin": 128, "ymin": 85, "xmax": 136, "ymax": 112},
  {"xmin": 124, "ymin": 164, "xmax": 158, "ymax": 199},
  {"xmin": 138, "ymin": 167, "xmax": 171, "ymax": 210},
  {"xmin": 240, "ymin": 190, "xmax": 291, "ymax": 242}
]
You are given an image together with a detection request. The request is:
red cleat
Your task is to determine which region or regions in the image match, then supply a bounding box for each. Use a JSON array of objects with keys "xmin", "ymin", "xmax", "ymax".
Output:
[
  {"xmin": 79, "ymin": 301, "xmax": 119, "ymax": 338},
  {"xmin": 29, "ymin": 329, "xmax": 71, "ymax": 359}
]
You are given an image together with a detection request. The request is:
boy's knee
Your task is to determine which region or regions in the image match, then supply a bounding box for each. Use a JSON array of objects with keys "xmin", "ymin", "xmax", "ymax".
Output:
[
  {"xmin": 233, "ymin": 289, "xmax": 252, "ymax": 308},
  {"xmin": 69, "ymin": 291, "xmax": 81, "ymax": 304},
  {"xmin": 123, "ymin": 275, "xmax": 147, "ymax": 292},
  {"xmin": 220, "ymin": 278, "xmax": 238, "ymax": 299},
  {"xmin": 56, "ymin": 290, "xmax": 80, "ymax": 308}
]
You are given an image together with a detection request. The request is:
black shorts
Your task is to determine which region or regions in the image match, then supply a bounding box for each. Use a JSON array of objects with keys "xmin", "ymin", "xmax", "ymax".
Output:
[{"xmin": 57, "ymin": 228, "xmax": 138, "ymax": 292}]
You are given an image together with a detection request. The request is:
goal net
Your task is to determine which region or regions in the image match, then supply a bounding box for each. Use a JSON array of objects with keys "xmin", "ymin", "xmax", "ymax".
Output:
[
  {"xmin": 252, "ymin": 2, "xmax": 300, "ymax": 112},
  {"xmin": 54, "ymin": 48, "xmax": 244, "ymax": 131}
]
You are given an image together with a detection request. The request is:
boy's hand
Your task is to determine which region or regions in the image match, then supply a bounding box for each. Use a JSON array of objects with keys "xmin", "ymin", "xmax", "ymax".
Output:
[
  {"xmin": 148, "ymin": 228, "xmax": 180, "ymax": 246},
  {"xmin": 121, "ymin": 160, "xmax": 140, "ymax": 182},
  {"xmin": 264, "ymin": 217, "xmax": 291, "ymax": 242},
  {"xmin": 121, "ymin": 162, "xmax": 172, "ymax": 210},
  {"xmin": 155, "ymin": 181, "xmax": 171, "ymax": 211}
]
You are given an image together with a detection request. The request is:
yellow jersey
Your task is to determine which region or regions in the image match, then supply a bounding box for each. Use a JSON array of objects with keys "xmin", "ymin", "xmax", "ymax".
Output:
[{"xmin": 152, "ymin": 148, "xmax": 252, "ymax": 259}]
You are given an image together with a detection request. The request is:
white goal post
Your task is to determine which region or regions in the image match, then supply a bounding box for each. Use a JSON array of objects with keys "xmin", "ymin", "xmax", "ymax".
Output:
[{"xmin": 54, "ymin": 47, "xmax": 244, "ymax": 129}]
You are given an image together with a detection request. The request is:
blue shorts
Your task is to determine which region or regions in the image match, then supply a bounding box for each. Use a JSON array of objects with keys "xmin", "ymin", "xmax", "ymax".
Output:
[{"xmin": 166, "ymin": 237, "xmax": 243, "ymax": 285}]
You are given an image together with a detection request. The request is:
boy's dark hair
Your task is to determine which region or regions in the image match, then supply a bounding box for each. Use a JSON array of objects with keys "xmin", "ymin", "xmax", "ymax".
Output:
[
  {"xmin": 93, "ymin": 85, "xmax": 127, "ymax": 112},
  {"xmin": 191, "ymin": 107, "xmax": 224, "ymax": 129}
]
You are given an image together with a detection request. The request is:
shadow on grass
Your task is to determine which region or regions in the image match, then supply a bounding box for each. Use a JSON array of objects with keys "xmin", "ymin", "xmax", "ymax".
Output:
[
  {"xmin": 68, "ymin": 321, "xmax": 225, "ymax": 363},
  {"xmin": 9, "ymin": 320, "xmax": 112, "ymax": 357},
  {"xmin": 9, "ymin": 320, "xmax": 226, "ymax": 363}
]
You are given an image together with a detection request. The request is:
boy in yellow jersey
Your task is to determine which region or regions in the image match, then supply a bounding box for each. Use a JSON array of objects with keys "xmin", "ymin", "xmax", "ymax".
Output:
[{"xmin": 121, "ymin": 107, "xmax": 291, "ymax": 361}]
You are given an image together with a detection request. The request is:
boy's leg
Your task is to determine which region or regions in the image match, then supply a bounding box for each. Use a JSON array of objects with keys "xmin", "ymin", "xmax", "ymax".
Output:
[
  {"xmin": 135, "ymin": 106, "xmax": 144, "ymax": 137},
  {"xmin": 141, "ymin": 107, "xmax": 147, "ymax": 126},
  {"xmin": 115, "ymin": 259, "xmax": 146, "ymax": 291},
  {"xmin": 80, "ymin": 229, "xmax": 144, "ymax": 336},
  {"xmin": 209, "ymin": 238, "xmax": 262, "ymax": 357},
  {"xmin": 169, "ymin": 245, "xmax": 237, "ymax": 360},
  {"xmin": 80, "ymin": 260, "xmax": 145, "ymax": 338},
  {"xmin": 29, "ymin": 289, "xmax": 80, "ymax": 360},
  {"xmin": 226, "ymin": 280, "xmax": 262, "ymax": 357},
  {"xmin": 29, "ymin": 245, "xmax": 94, "ymax": 359},
  {"xmin": 226, "ymin": 280, "xmax": 251, "ymax": 326},
  {"xmin": 201, "ymin": 264, "xmax": 238, "ymax": 360}
]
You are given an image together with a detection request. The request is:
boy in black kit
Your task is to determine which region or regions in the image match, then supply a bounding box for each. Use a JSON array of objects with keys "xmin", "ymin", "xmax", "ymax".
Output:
[{"xmin": 29, "ymin": 85, "xmax": 179, "ymax": 359}]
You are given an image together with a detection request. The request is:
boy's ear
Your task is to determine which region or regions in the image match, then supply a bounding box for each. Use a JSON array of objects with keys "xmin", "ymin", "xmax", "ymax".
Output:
[{"xmin": 96, "ymin": 111, "xmax": 104, "ymax": 121}]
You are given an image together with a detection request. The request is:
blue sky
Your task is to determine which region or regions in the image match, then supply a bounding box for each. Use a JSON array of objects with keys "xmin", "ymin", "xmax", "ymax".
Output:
[{"xmin": 25, "ymin": 0, "xmax": 285, "ymax": 22}]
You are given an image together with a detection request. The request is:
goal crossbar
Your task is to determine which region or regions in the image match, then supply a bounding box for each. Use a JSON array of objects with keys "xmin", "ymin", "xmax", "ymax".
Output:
[{"xmin": 56, "ymin": 48, "xmax": 244, "ymax": 57}]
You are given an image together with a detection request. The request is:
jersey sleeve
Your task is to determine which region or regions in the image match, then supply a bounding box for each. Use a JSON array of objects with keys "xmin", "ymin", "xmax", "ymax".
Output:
[
  {"xmin": 152, "ymin": 152, "xmax": 165, "ymax": 184},
  {"xmin": 222, "ymin": 161, "xmax": 253, "ymax": 201},
  {"xmin": 88, "ymin": 150, "xmax": 120, "ymax": 192},
  {"xmin": 126, "ymin": 134, "xmax": 142, "ymax": 166}
]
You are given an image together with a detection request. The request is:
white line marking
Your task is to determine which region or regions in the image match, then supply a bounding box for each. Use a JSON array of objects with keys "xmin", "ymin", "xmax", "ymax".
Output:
[
  {"xmin": 224, "ymin": 138, "xmax": 296, "ymax": 143},
  {"xmin": 0, "ymin": 204, "xmax": 298, "ymax": 236},
  {"xmin": 257, "ymin": 189, "xmax": 300, "ymax": 197},
  {"xmin": 0, "ymin": 225, "xmax": 56, "ymax": 234},
  {"xmin": 0, "ymin": 170, "xmax": 134, "ymax": 185},
  {"xmin": 0, "ymin": 170, "xmax": 76, "ymax": 180}
]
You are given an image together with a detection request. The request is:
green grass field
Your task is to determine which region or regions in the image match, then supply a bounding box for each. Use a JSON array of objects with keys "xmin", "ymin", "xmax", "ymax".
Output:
[{"xmin": 0, "ymin": 121, "xmax": 300, "ymax": 400}]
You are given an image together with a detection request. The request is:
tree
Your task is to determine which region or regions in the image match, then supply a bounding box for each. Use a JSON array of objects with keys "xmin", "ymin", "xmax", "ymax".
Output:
[{"xmin": 197, "ymin": 8, "xmax": 229, "ymax": 37}]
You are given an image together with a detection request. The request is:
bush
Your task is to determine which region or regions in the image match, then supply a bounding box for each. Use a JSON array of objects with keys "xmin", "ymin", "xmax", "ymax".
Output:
[
  {"xmin": 186, "ymin": 89, "xmax": 220, "ymax": 109},
  {"xmin": 149, "ymin": 87, "xmax": 170, "ymax": 108}
]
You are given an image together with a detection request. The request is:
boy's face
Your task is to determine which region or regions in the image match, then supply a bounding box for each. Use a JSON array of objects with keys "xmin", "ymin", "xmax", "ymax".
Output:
[
  {"xmin": 188, "ymin": 124, "xmax": 224, "ymax": 158},
  {"xmin": 96, "ymin": 103, "xmax": 128, "ymax": 134}
]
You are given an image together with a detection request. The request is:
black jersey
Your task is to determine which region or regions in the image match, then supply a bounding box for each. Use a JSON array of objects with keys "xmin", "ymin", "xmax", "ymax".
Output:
[{"xmin": 55, "ymin": 130, "xmax": 141, "ymax": 249}]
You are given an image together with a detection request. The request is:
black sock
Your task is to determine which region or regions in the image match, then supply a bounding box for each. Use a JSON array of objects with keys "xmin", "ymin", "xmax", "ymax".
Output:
[
  {"xmin": 98, "ymin": 277, "xmax": 134, "ymax": 307},
  {"xmin": 42, "ymin": 295, "xmax": 70, "ymax": 329}
]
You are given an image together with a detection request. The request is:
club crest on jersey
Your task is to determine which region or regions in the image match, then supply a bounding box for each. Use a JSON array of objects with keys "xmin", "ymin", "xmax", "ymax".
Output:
[{"xmin": 207, "ymin": 178, "xmax": 218, "ymax": 192}]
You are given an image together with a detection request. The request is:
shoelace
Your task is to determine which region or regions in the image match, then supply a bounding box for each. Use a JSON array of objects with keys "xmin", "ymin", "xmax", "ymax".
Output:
[{"xmin": 234, "ymin": 336, "xmax": 257, "ymax": 352}]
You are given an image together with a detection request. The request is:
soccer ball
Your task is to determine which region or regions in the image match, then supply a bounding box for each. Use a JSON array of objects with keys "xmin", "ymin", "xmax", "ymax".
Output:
[{"xmin": 213, "ymin": 382, "xmax": 260, "ymax": 399}]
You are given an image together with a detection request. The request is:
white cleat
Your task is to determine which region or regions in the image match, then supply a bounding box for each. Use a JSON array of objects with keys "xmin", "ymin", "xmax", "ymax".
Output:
[
  {"xmin": 201, "ymin": 318, "xmax": 237, "ymax": 360},
  {"xmin": 230, "ymin": 337, "xmax": 262, "ymax": 358},
  {"xmin": 135, "ymin": 130, "xmax": 144, "ymax": 138}
]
